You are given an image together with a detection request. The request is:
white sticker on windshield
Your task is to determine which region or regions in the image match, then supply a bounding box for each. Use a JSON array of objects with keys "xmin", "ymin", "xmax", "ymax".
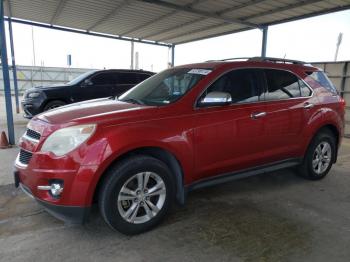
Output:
[{"xmin": 188, "ymin": 69, "xmax": 212, "ymax": 75}]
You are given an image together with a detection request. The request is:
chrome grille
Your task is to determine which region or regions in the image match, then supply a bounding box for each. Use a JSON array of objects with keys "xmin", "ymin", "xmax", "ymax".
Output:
[
  {"xmin": 19, "ymin": 149, "xmax": 33, "ymax": 165},
  {"xmin": 26, "ymin": 128, "xmax": 41, "ymax": 141}
]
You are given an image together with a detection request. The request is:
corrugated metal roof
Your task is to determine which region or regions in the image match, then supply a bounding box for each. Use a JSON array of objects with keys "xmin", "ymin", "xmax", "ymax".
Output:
[{"xmin": 4, "ymin": 0, "xmax": 350, "ymax": 45}]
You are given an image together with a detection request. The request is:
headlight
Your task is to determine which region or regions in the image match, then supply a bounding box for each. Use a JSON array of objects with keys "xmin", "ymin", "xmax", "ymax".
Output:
[
  {"xmin": 41, "ymin": 124, "xmax": 96, "ymax": 156},
  {"xmin": 27, "ymin": 92, "xmax": 41, "ymax": 98}
]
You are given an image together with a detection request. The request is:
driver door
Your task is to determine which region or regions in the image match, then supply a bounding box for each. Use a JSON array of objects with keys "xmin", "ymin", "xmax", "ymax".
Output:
[{"xmin": 193, "ymin": 68, "xmax": 268, "ymax": 181}]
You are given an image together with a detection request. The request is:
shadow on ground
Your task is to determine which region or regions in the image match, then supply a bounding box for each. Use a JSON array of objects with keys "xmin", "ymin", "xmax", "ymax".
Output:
[{"xmin": 1, "ymin": 170, "xmax": 314, "ymax": 262}]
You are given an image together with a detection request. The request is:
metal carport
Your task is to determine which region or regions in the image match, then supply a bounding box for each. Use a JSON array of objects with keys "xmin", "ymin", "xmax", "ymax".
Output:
[{"xmin": 1, "ymin": 0, "xmax": 350, "ymax": 144}]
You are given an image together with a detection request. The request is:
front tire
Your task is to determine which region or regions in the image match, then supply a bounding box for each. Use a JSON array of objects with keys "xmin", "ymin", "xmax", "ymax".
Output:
[
  {"xmin": 298, "ymin": 130, "xmax": 336, "ymax": 180},
  {"xmin": 43, "ymin": 100, "xmax": 66, "ymax": 111},
  {"xmin": 98, "ymin": 155, "xmax": 175, "ymax": 235}
]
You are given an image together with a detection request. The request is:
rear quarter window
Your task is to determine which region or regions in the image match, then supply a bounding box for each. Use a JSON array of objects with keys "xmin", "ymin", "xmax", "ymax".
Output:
[{"xmin": 306, "ymin": 71, "xmax": 338, "ymax": 95}]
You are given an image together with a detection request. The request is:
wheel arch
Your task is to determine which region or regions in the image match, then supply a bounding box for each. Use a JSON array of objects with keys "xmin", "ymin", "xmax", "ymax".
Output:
[
  {"xmin": 93, "ymin": 146, "xmax": 186, "ymax": 206},
  {"xmin": 41, "ymin": 98, "xmax": 68, "ymax": 111},
  {"xmin": 309, "ymin": 123, "xmax": 340, "ymax": 163}
]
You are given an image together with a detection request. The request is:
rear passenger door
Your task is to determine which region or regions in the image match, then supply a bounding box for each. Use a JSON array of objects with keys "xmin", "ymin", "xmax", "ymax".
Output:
[
  {"xmin": 79, "ymin": 72, "xmax": 118, "ymax": 101},
  {"xmin": 262, "ymin": 68, "xmax": 314, "ymax": 162}
]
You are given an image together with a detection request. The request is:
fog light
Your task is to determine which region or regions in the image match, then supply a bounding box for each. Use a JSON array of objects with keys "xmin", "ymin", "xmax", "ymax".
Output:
[
  {"xmin": 37, "ymin": 182, "xmax": 64, "ymax": 197},
  {"xmin": 50, "ymin": 183, "xmax": 63, "ymax": 197}
]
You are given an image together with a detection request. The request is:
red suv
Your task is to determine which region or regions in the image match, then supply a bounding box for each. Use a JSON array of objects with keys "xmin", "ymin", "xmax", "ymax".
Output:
[{"xmin": 14, "ymin": 57, "xmax": 345, "ymax": 234}]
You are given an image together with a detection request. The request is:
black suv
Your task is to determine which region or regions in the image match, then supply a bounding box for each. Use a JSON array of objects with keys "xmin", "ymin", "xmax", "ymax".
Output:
[{"xmin": 21, "ymin": 69, "xmax": 154, "ymax": 118}]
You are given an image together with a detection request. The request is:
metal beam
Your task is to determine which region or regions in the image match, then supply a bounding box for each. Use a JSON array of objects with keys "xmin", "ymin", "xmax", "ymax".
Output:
[
  {"xmin": 170, "ymin": 44, "xmax": 175, "ymax": 67},
  {"xmin": 0, "ymin": 0, "xmax": 15, "ymax": 144},
  {"xmin": 5, "ymin": 17, "xmax": 172, "ymax": 47},
  {"xmin": 50, "ymin": 0, "xmax": 68, "ymax": 25},
  {"xmin": 261, "ymin": 26, "xmax": 268, "ymax": 58},
  {"xmin": 87, "ymin": 0, "xmax": 130, "ymax": 32},
  {"xmin": 5, "ymin": 0, "xmax": 19, "ymax": 113},
  {"xmin": 137, "ymin": 0, "xmax": 259, "ymax": 28},
  {"xmin": 8, "ymin": 18, "xmax": 19, "ymax": 113},
  {"xmin": 120, "ymin": 0, "xmax": 207, "ymax": 36},
  {"xmin": 130, "ymin": 41, "xmax": 134, "ymax": 69}
]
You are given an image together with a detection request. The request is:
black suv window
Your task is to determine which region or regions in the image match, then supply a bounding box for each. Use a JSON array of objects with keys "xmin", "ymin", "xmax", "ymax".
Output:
[
  {"xmin": 117, "ymin": 73, "xmax": 140, "ymax": 85},
  {"xmin": 90, "ymin": 72, "xmax": 117, "ymax": 86},
  {"xmin": 138, "ymin": 73, "xmax": 151, "ymax": 82},
  {"xmin": 201, "ymin": 69, "xmax": 263, "ymax": 104}
]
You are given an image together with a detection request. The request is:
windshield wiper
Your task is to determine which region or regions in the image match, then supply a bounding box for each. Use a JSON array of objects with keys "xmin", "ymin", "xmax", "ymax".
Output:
[{"xmin": 120, "ymin": 98, "xmax": 145, "ymax": 105}]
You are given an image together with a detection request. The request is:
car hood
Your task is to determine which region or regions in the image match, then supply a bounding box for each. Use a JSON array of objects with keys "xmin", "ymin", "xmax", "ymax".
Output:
[
  {"xmin": 34, "ymin": 83, "xmax": 71, "ymax": 90},
  {"xmin": 35, "ymin": 98, "xmax": 156, "ymax": 125}
]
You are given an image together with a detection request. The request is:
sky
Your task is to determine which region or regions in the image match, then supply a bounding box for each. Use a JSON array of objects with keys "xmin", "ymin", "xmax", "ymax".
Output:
[{"xmin": 4, "ymin": 9, "xmax": 350, "ymax": 72}]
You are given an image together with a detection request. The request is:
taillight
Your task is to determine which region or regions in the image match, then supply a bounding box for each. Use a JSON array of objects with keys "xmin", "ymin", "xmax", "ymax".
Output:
[
  {"xmin": 340, "ymin": 97, "xmax": 346, "ymax": 109},
  {"xmin": 340, "ymin": 97, "xmax": 346, "ymax": 115}
]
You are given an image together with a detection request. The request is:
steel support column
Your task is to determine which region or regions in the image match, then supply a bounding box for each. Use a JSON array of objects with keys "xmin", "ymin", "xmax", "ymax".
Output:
[
  {"xmin": 8, "ymin": 17, "xmax": 19, "ymax": 113},
  {"xmin": 0, "ymin": 0, "xmax": 15, "ymax": 144},
  {"xmin": 171, "ymin": 44, "xmax": 175, "ymax": 67},
  {"xmin": 261, "ymin": 26, "xmax": 268, "ymax": 58},
  {"xmin": 130, "ymin": 41, "xmax": 134, "ymax": 69}
]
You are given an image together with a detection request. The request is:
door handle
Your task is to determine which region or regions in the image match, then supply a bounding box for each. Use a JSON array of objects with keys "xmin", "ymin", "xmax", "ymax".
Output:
[
  {"xmin": 303, "ymin": 102, "xmax": 314, "ymax": 109},
  {"xmin": 251, "ymin": 112, "xmax": 266, "ymax": 119}
]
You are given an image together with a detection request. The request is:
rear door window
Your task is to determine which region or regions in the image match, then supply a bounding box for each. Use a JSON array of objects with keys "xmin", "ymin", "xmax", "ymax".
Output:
[
  {"xmin": 138, "ymin": 73, "xmax": 152, "ymax": 82},
  {"xmin": 117, "ymin": 73, "xmax": 140, "ymax": 85},
  {"xmin": 264, "ymin": 69, "xmax": 301, "ymax": 100},
  {"xmin": 90, "ymin": 72, "xmax": 117, "ymax": 86},
  {"xmin": 299, "ymin": 80, "xmax": 312, "ymax": 97}
]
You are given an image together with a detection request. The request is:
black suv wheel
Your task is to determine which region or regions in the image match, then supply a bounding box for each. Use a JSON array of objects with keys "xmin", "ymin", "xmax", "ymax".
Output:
[{"xmin": 43, "ymin": 100, "xmax": 66, "ymax": 111}]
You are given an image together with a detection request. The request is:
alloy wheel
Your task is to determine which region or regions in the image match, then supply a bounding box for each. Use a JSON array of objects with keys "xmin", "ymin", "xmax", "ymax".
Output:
[
  {"xmin": 117, "ymin": 172, "xmax": 166, "ymax": 224},
  {"xmin": 312, "ymin": 141, "xmax": 332, "ymax": 175}
]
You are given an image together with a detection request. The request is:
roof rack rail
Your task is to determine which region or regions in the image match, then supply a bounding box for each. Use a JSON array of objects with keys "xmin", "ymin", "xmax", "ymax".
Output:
[
  {"xmin": 205, "ymin": 57, "xmax": 250, "ymax": 62},
  {"xmin": 248, "ymin": 57, "xmax": 306, "ymax": 65},
  {"xmin": 205, "ymin": 57, "xmax": 309, "ymax": 65}
]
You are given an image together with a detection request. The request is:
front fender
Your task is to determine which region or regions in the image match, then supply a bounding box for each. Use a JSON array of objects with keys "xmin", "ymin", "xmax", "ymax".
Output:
[{"xmin": 83, "ymin": 121, "xmax": 195, "ymax": 205}]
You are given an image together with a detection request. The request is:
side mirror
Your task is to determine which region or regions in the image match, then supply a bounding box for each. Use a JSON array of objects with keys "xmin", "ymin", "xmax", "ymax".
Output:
[
  {"xmin": 82, "ymin": 79, "xmax": 93, "ymax": 87},
  {"xmin": 199, "ymin": 91, "xmax": 232, "ymax": 106}
]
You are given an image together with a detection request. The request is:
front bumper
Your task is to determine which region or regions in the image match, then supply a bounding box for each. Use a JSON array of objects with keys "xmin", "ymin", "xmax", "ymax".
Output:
[
  {"xmin": 21, "ymin": 98, "xmax": 45, "ymax": 118},
  {"xmin": 15, "ymin": 120, "xmax": 106, "ymax": 224},
  {"xmin": 14, "ymin": 170, "xmax": 90, "ymax": 224}
]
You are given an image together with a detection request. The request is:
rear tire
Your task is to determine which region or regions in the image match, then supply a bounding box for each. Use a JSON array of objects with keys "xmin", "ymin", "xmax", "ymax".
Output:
[
  {"xmin": 298, "ymin": 129, "xmax": 336, "ymax": 180},
  {"xmin": 43, "ymin": 100, "xmax": 66, "ymax": 111},
  {"xmin": 98, "ymin": 155, "xmax": 175, "ymax": 235}
]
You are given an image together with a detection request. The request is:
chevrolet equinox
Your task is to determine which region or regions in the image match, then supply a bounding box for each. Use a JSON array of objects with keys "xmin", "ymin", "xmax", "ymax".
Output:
[{"xmin": 14, "ymin": 57, "xmax": 345, "ymax": 235}]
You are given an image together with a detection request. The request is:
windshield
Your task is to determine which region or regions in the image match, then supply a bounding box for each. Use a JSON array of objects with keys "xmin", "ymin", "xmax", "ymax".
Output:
[
  {"xmin": 67, "ymin": 70, "xmax": 98, "ymax": 85},
  {"xmin": 118, "ymin": 67, "xmax": 211, "ymax": 106}
]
